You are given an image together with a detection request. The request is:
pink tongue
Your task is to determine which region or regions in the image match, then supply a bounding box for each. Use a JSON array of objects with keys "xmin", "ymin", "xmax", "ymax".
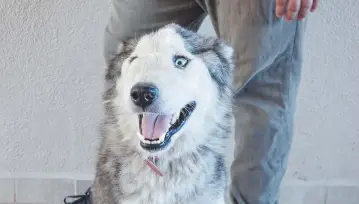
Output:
[{"xmin": 141, "ymin": 114, "xmax": 172, "ymax": 140}]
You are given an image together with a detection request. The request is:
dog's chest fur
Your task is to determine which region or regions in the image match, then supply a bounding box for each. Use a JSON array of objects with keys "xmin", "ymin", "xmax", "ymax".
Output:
[{"xmin": 109, "ymin": 148, "xmax": 227, "ymax": 204}]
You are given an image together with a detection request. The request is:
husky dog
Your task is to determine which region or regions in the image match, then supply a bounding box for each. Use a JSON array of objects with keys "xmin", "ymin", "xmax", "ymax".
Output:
[{"xmin": 91, "ymin": 23, "xmax": 235, "ymax": 204}]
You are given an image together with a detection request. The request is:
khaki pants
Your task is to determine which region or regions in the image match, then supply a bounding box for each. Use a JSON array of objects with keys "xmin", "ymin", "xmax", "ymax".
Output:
[{"xmin": 103, "ymin": 1, "xmax": 307, "ymax": 203}]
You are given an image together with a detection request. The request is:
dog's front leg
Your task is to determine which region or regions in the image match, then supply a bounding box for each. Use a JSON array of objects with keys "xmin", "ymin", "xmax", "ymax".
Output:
[{"xmin": 92, "ymin": 174, "xmax": 121, "ymax": 204}]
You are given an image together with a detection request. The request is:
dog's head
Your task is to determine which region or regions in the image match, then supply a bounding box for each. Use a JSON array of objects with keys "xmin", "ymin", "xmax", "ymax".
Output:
[{"xmin": 104, "ymin": 24, "xmax": 234, "ymax": 159}]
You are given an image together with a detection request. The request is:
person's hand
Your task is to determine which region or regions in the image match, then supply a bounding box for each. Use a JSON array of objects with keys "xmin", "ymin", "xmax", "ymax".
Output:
[{"xmin": 275, "ymin": 0, "xmax": 319, "ymax": 21}]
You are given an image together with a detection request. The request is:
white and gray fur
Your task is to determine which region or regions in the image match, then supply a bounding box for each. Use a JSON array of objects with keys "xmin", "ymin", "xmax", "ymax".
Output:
[{"xmin": 91, "ymin": 24, "xmax": 235, "ymax": 204}]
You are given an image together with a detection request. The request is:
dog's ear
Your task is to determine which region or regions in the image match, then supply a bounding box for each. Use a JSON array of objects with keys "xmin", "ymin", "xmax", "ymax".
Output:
[
  {"xmin": 204, "ymin": 38, "xmax": 235, "ymax": 96},
  {"xmin": 106, "ymin": 39, "xmax": 137, "ymax": 86},
  {"xmin": 219, "ymin": 42, "xmax": 234, "ymax": 61},
  {"xmin": 212, "ymin": 38, "xmax": 235, "ymax": 73}
]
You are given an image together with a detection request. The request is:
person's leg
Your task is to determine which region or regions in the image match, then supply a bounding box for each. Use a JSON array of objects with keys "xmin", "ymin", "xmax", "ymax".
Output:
[
  {"xmin": 104, "ymin": 0, "xmax": 206, "ymax": 64},
  {"xmin": 197, "ymin": 0, "xmax": 306, "ymax": 203}
]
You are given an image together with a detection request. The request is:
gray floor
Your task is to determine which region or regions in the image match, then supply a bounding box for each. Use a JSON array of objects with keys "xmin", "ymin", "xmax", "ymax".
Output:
[{"xmin": 1, "ymin": 178, "xmax": 359, "ymax": 204}]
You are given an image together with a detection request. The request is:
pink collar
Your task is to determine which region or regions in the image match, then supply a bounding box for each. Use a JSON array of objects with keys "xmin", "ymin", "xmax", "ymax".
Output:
[{"xmin": 146, "ymin": 156, "xmax": 164, "ymax": 176}]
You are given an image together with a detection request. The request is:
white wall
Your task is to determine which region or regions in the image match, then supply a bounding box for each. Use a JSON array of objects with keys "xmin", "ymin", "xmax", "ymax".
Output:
[
  {"xmin": 0, "ymin": 0, "xmax": 358, "ymax": 195},
  {"xmin": 0, "ymin": 0, "xmax": 109, "ymax": 176},
  {"xmin": 285, "ymin": 0, "xmax": 359, "ymax": 185}
]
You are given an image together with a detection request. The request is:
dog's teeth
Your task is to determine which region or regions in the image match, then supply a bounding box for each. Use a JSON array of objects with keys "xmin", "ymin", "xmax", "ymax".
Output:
[
  {"xmin": 159, "ymin": 134, "xmax": 165, "ymax": 142},
  {"xmin": 141, "ymin": 139, "xmax": 159, "ymax": 144},
  {"xmin": 139, "ymin": 133, "xmax": 165, "ymax": 144}
]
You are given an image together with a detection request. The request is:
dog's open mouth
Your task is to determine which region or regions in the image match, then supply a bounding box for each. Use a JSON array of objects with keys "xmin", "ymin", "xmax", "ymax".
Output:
[{"xmin": 137, "ymin": 101, "xmax": 196, "ymax": 151}]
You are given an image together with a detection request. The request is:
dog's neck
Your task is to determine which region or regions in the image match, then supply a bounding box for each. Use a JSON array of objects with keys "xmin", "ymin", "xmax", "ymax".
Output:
[{"xmin": 142, "ymin": 145, "xmax": 217, "ymax": 177}]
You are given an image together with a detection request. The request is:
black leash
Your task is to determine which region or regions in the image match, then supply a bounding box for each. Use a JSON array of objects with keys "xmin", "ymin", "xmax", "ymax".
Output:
[{"xmin": 64, "ymin": 187, "xmax": 92, "ymax": 204}]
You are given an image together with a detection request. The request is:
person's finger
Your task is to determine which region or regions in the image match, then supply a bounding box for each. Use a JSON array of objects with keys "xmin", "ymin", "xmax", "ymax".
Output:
[
  {"xmin": 286, "ymin": 0, "xmax": 301, "ymax": 21},
  {"xmin": 310, "ymin": 0, "xmax": 319, "ymax": 12},
  {"xmin": 276, "ymin": 0, "xmax": 288, "ymax": 17},
  {"xmin": 298, "ymin": 0, "xmax": 312, "ymax": 20}
]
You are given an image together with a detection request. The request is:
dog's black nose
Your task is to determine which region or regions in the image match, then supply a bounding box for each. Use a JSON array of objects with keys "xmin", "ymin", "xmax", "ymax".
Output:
[{"xmin": 130, "ymin": 83, "xmax": 159, "ymax": 109}]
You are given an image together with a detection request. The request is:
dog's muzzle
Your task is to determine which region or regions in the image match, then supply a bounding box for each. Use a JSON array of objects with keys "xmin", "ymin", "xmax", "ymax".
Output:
[{"xmin": 130, "ymin": 83, "xmax": 196, "ymax": 152}]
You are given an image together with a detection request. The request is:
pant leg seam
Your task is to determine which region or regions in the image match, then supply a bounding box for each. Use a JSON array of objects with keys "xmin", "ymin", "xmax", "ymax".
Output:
[{"xmin": 290, "ymin": 21, "xmax": 300, "ymax": 61}]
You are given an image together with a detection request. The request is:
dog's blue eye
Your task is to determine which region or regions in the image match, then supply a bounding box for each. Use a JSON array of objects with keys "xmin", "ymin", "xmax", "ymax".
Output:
[{"xmin": 173, "ymin": 56, "xmax": 189, "ymax": 68}]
